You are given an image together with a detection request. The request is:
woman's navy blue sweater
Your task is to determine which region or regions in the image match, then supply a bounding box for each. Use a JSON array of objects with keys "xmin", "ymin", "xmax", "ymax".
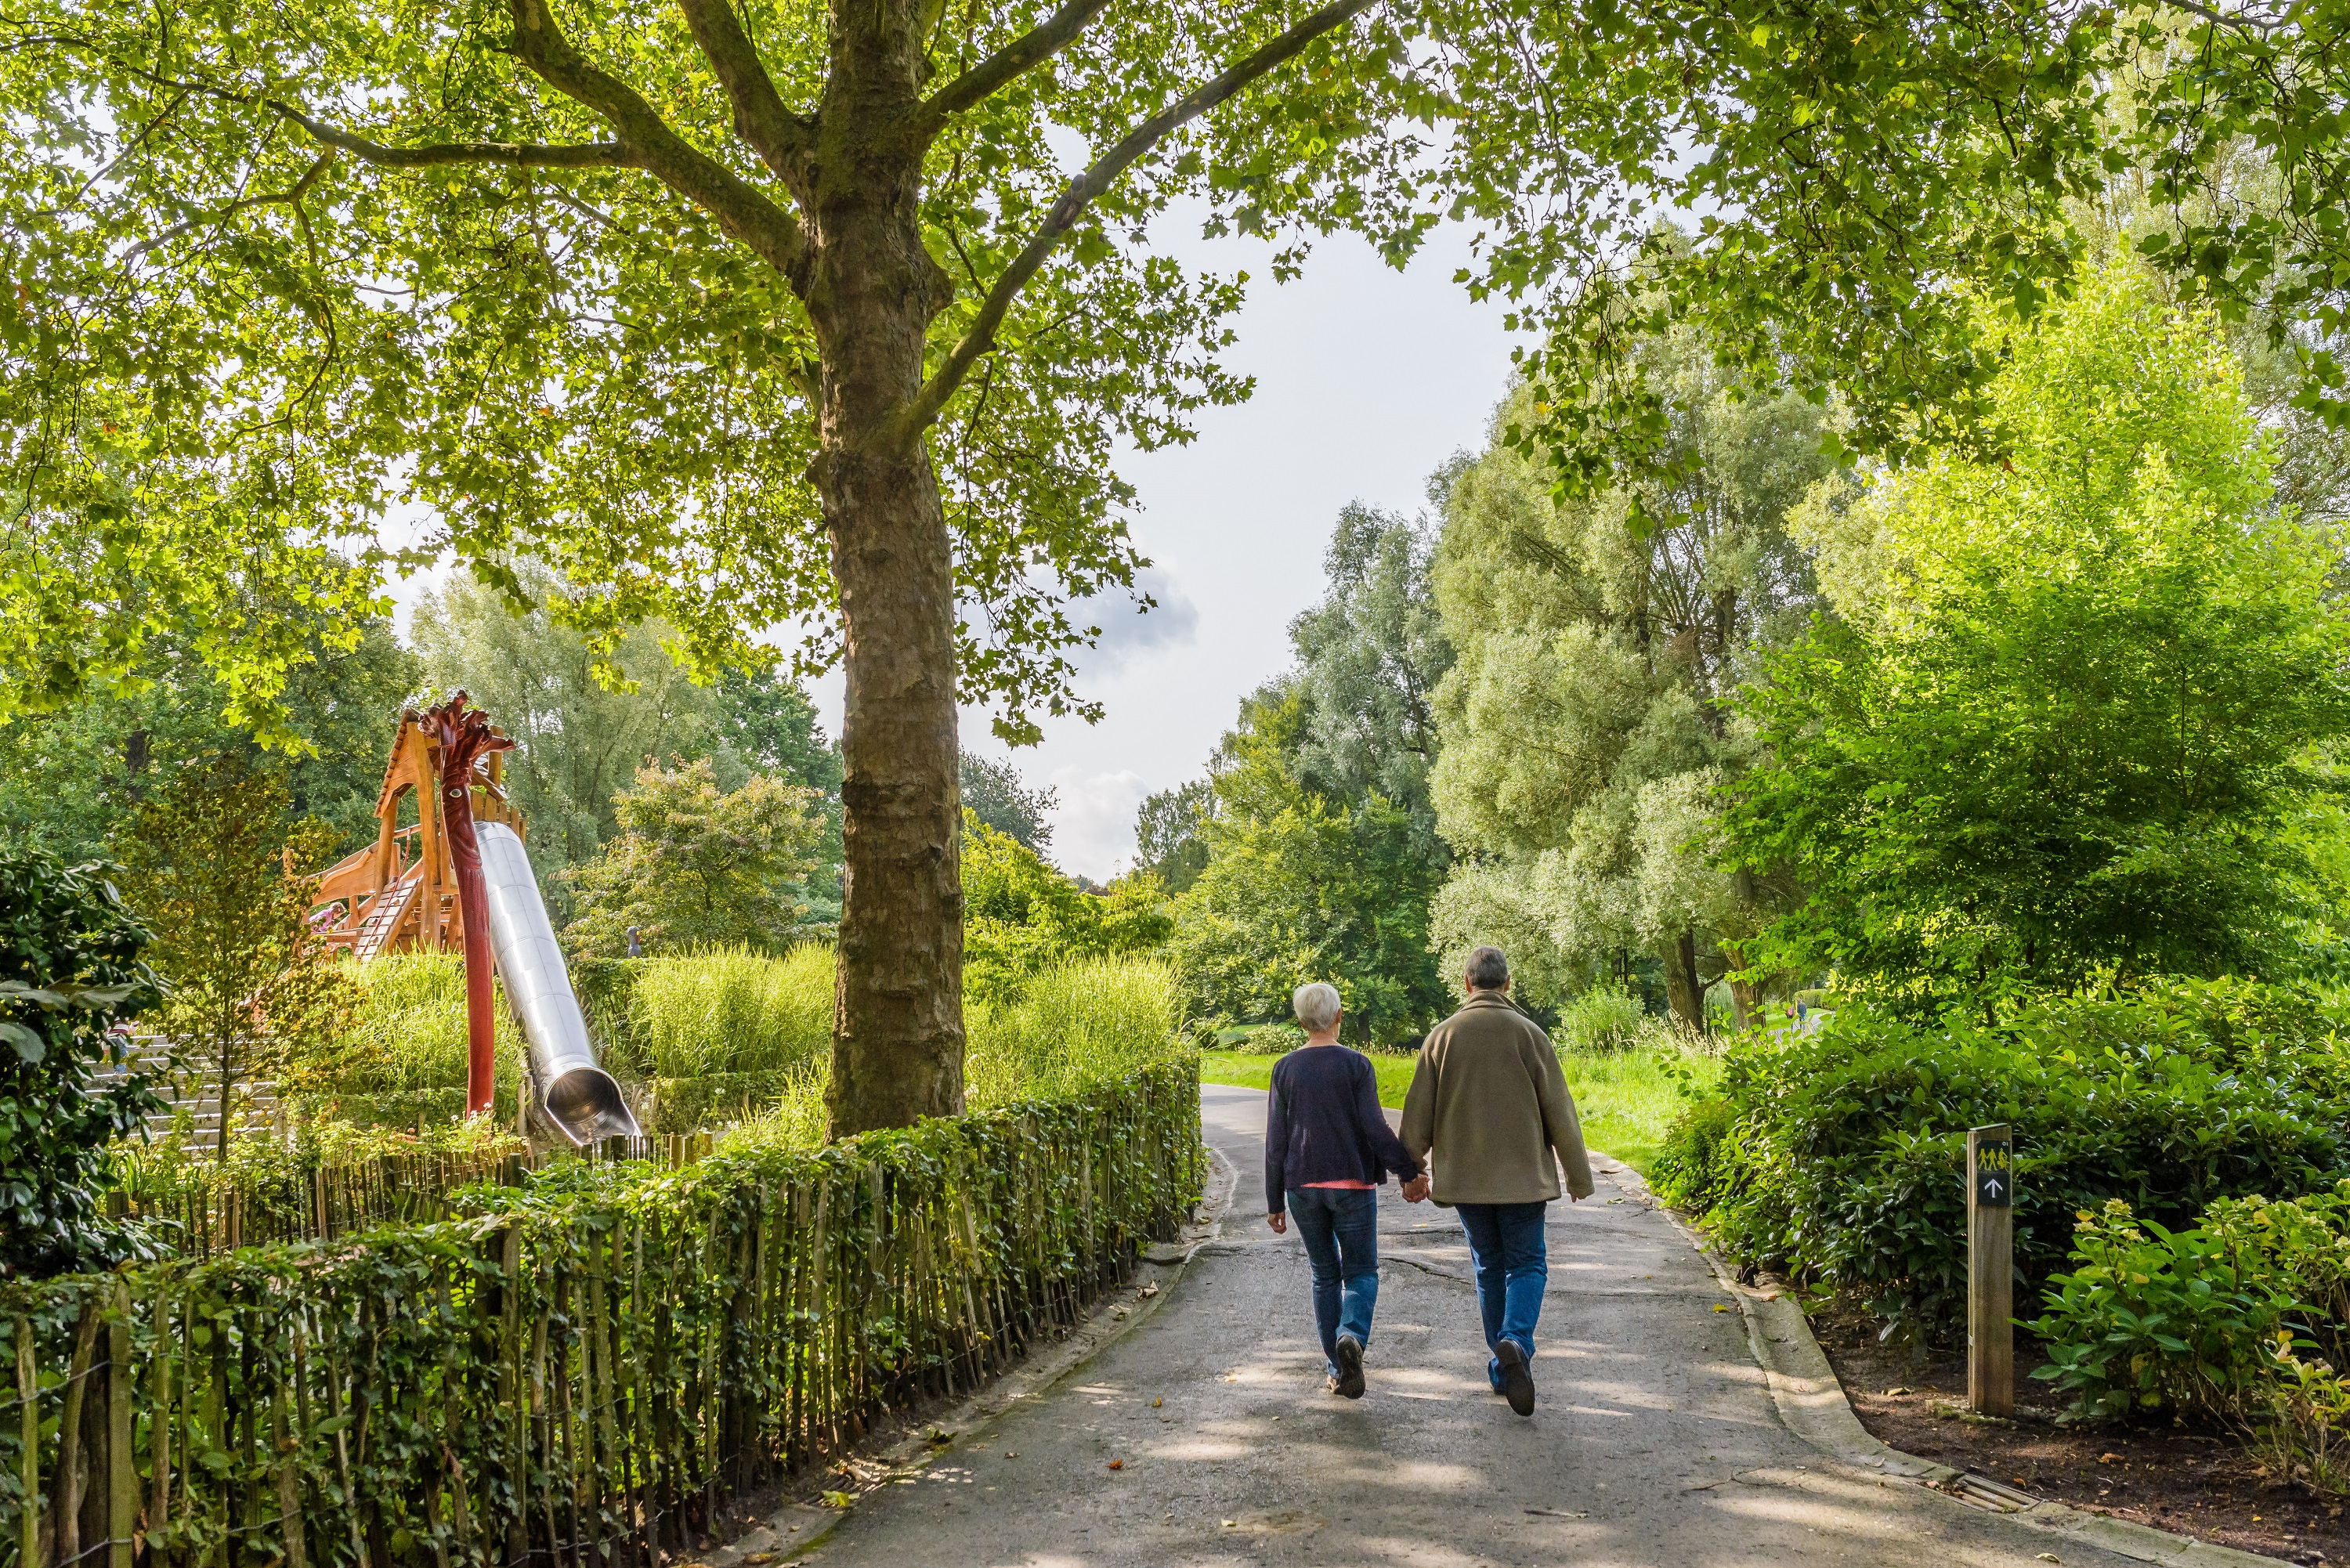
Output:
[{"xmin": 1264, "ymin": 1045, "xmax": 1422, "ymax": 1214}]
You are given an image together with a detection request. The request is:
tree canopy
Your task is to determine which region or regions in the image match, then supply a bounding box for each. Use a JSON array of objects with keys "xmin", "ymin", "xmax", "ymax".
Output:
[
  {"xmin": 562, "ymin": 757, "xmax": 830, "ymax": 958},
  {"xmin": 13, "ymin": 0, "xmax": 2350, "ymax": 1129},
  {"xmin": 1723, "ymin": 263, "xmax": 2350, "ymax": 1003},
  {"xmin": 1430, "ymin": 331, "xmax": 1834, "ymax": 1026}
]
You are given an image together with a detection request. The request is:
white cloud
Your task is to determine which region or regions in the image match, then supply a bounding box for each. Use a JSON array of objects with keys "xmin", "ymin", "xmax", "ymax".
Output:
[
  {"xmin": 1076, "ymin": 566, "xmax": 1199, "ymax": 675},
  {"xmin": 1040, "ymin": 767, "xmax": 1154, "ymax": 882}
]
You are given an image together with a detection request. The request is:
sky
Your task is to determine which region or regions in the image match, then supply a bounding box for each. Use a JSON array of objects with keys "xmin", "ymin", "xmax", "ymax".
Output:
[
  {"xmin": 937, "ymin": 222, "xmax": 1520, "ymax": 881},
  {"xmin": 392, "ymin": 219, "xmax": 1521, "ymax": 884}
]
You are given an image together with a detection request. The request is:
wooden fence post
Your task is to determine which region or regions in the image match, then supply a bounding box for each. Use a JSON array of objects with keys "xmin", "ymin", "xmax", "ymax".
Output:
[
  {"xmin": 1966, "ymin": 1124, "xmax": 2014, "ymax": 1417},
  {"xmin": 17, "ymin": 1317, "xmax": 38, "ymax": 1568}
]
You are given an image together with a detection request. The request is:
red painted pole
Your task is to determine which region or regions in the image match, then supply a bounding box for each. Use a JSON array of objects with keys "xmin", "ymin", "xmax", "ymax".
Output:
[{"xmin": 421, "ymin": 695, "xmax": 515, "ymax": 1119}]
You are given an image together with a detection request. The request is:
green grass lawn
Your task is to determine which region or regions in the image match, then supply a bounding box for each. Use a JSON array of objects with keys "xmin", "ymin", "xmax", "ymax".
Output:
[{"xmin": 1197, "ymin": 1044, "xmax": 1716, "ymax": 1179}]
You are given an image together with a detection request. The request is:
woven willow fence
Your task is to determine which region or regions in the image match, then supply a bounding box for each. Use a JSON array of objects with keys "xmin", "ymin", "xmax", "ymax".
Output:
[
  {"xmin": 122, "ymin": 1140, "xmax": 724, "ymax": 1263},
  {"xmin": 2, "ymin": 1060, "xmax": 1200, "ymax": 1568}
]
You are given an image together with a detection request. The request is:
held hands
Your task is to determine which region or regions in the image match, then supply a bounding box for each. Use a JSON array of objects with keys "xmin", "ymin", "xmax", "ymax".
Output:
[
  {"xmin": 1401, "ymin": 1175, "xmax": 1430, "ymax": 1204},
  {"xmin": 1266, "ymin": 1211, "xmax": 1287, "ymax": 1234}
]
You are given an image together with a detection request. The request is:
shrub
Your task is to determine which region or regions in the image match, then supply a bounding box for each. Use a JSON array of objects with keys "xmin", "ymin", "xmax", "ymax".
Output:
[
  {"xmin": 2029, "ymin": 1185, "xmax": 2350, "ymax": 1489},
  {"xmin": 1238, "ymin": 1022, "xmax": 1306, "ymax": 1056},
  {"xmin": 1557, "ymin": 986, "xmax": 1649, "ymax": 1052},
  {"xmin": 1661, "ymin": 979, "xmax": 2350, "ymax": 1335},
  {"xmin": 0, "ymin": 850, "xmax": 166, "ymax": 1276},
  {"xmin": 2029, "ymin": 1198, "xmax": 2308, "ymax": 1420}
]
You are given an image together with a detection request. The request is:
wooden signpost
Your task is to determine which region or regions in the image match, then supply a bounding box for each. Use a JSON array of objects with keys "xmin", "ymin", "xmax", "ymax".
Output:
[{"xmin": 1967, "ymin": 1123, "xmax": 2015, "ymax": 1415}]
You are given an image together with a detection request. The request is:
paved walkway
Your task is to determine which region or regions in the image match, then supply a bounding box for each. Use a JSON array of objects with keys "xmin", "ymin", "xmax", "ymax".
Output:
[{"xmin": 808, "ymin": 1085, "xmax": 2146, "ymax": 1566}]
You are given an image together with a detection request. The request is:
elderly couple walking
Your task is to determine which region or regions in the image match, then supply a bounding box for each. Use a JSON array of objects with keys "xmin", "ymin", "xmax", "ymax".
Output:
[{"xmin": 1263, "ymin": 945, "xmax": 1593, "ymax": 1416}]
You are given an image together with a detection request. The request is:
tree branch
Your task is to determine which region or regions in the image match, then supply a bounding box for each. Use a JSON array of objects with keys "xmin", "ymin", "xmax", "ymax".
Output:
[
  {"xmin": 266, "ymin": 103, "xmax": 638, "ymax": 169},
  {"xmin": 901, "ymin": 0, "xmax": 1379, "ymax": 437},
  {"xmin": 125, "ymin": 149, "xmax": 334, "ymax": 258},
  {"xmin": 917, "ymin": 0, "xmax": 1116, "ymax": 128},
  {"xmin": 508, "ymin": 0, "xmax": 811, "ymax": 286},
  {"xmin": 674, "ymin": 0, "xmax": 815, "ymax": 179}
]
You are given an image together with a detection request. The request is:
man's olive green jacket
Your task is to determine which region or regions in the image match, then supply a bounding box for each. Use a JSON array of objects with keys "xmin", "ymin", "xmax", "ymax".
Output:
[{"xmin": 1400, "ymin": 992, "xmax": 1595, "ymax": 1205}]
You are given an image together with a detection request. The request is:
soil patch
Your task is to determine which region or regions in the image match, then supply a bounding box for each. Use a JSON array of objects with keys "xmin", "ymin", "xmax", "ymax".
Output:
[{"xmin": 1806, "ymin": 1293, "xmax": 2338, "ymax": 1565}]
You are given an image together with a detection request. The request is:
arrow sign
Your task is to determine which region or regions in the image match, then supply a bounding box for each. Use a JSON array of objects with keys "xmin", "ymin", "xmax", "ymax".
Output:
[{"xmin": 1973, "ymin": 1138, "xmax": 2012, "ymax": 1209}]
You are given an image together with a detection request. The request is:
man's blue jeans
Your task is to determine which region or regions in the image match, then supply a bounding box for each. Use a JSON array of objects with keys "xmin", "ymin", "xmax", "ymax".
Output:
[
  {"xmin": 1456, "ymin": 1201, "xmax": 1549, "ymax": 1389},
  {"xmin": 1287, "ymin": 1187, "xmax": 1379, "ymax": 1376}
]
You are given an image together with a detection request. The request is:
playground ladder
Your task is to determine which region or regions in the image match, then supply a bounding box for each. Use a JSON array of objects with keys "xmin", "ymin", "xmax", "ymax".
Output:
[{"xmin": 350, "ymin": 865, "xmax": 425, "ymax": 962}]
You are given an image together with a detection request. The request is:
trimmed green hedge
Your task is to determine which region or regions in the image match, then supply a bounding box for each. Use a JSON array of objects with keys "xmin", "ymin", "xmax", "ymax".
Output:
[{"xmin": 4, "ymin": 1060, "xmax": 1200, "ymax": 1566}]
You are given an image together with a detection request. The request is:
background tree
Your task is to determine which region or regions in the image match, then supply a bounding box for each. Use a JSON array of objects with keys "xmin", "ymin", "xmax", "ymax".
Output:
[
  {"xmin": 1154, "ymin": 503, "xmax": 1455, "ymax": 1039},
  {"xmin": 1133, "ymin": 780, "xmax": 1213, "ymax": 894},
  {"xmin": 960, "ymin": 754, "xmax": 1059, "ymax": 853},
  {"xmin": 1170, "ymin": 687, "xmax": 1448, "ymax": 1044},
  {"xmin": 1285, "ymin": 501, "xmax": 1455, "ymax": 868},
  {"xmin": 562, "ymin": 759, "xmax": 828, "ymax": 958},
  {"xmin": 719, "ymin": 666, "xmax": 846, "ymax": 923},
  {"xmin": 1429, "ymin": 331, "xmax": 1833, "ymax": 1028},
  {"xmin": 0, "ymin": 849, "xmax": 165, "ymax": 1277},
  {"xmin": 20, "ymin": 0, "xmax": 2350, "ymax": 1130},
  {"xmin": 962, "ymin": 813, "xmax": 1171, "ymax": 1002},
  {"xmin": 118, "ymin": 755, "xmax": 356, "ymax": 1160},
  {"xmin": 413, "ymin": 567, "xmax": 727, "ymax": 906},
  {"xmin": 0, "ymin": 619, "xmax": 418, "ymax": 861},
  {"xmin": 1724, "ymin": 264, "xmax": 2350, "ymax": 1003}
]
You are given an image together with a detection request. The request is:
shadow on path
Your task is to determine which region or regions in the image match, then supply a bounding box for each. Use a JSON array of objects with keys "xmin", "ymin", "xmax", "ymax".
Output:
[{"xmin": 805, "ymin": 1084, "xmax": 2143, "ymax": 1566}]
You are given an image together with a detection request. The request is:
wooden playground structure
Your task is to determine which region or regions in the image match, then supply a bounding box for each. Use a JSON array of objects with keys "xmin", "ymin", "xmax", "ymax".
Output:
[{"xmin": 310, "ymin": 706, "xmax": 525, "ymax": 959}]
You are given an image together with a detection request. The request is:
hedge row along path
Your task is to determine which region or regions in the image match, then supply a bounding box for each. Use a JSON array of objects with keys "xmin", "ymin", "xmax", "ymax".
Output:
[
  {"xmin": 808, "ymin": 1086, "xmax": 2173, "ymax": 1566},
  {"xmin": 0, "ymin": 1064, "xmax": 1198, "ymax": 1568}
]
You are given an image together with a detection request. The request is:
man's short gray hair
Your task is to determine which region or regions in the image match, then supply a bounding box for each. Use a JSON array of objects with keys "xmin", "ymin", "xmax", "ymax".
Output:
[
  {"xmin": 1292, "ymin": 981, "xmax": 1343, "ymax": 1034},
  {"xmin": 1465, "ymin": 945, "xmax": 1510, "ymax": 991}
]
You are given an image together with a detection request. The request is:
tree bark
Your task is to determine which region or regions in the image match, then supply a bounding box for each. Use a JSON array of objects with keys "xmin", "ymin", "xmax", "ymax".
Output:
[
  {"xmin": 1665, "ymin": 927, "xmax": 1707, "ymax": 1036},
  {"xmin": 803, "ymin": 63, "xmax": 968, "ymax": 1136}
]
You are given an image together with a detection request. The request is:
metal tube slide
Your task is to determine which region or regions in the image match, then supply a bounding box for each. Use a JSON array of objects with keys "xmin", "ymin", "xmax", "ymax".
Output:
[{"xmin": 475, "ymin": 822, "xmax": 642, "ymax": 1144}]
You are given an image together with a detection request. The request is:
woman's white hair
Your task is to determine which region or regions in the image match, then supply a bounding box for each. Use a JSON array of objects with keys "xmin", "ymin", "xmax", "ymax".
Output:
[{"xmin": 1292, "ymin": 981, "xmax": 1343, "ymax": 1034}]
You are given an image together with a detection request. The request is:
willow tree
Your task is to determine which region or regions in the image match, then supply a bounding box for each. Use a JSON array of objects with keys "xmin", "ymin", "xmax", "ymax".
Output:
[{"xmin": 5, "ymin": 0, "xmax": 2344, "ymax": 1129}]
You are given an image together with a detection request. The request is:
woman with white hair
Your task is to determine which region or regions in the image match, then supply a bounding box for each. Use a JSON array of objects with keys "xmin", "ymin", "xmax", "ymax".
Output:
[{"xmin": 1264, "ymin": 981, "xmax": 1428, "ymax": 1398}]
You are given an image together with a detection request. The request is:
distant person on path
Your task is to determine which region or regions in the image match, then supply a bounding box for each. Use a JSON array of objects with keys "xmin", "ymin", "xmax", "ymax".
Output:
[
  {"xmin": 1264, "ymin": 981, "xmax": 1426, "ymax": 1399},
  {"xmin": 1401, "ymin": 945, "xmax": 1593, "ymax": 1416}
]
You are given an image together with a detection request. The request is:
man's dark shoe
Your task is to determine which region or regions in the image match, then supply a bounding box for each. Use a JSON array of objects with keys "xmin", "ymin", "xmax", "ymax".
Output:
[
  {"xmin": 1496, "ymin": 1339, "xmax": 1535, "ymax": 1416},
  {"xmin": 1333, "ymin": 1334, "xmax": 1365, "ymax": 1399}
]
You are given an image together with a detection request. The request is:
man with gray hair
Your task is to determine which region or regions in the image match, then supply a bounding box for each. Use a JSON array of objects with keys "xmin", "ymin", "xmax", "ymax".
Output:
[
  {"xmin": 1264, "ymin": 981, "xmax": 1426, "ymax": 1398},
  {"xmin": 1401, "ymin": 945, "xmax": 1593, "ymax": 1416}
]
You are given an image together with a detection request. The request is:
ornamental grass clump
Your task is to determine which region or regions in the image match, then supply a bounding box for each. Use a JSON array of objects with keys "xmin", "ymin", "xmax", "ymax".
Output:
[
  {"xmin": 623, "ymin": 942, "xmax": 833, "ymax": 1078},
  {"xmin": 724, "ymin": 955, "xmax": 1188, "ymax": 1150}
]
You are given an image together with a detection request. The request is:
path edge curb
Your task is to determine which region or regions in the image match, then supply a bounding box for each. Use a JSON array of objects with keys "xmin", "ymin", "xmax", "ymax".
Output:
[{"xmin": 1600, "ymin": 1158, "xmax": 2288, "ymax": 1568}]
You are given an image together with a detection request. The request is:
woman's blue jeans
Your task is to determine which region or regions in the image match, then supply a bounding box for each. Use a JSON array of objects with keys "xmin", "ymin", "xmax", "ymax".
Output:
[
  {"xmin": 1286, "ymin": 1187, "xmax": 1379, "ymax": 1375},
  {"xmin": 1455, "ymin": 1201, "xmax": 1549, "ymax": 1389}
]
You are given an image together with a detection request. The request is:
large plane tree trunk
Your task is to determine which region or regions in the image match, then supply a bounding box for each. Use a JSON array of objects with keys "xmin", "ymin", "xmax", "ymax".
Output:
[{"xmin": 804, "ymin": 38, "xmax": 967, "ymax": 1137}]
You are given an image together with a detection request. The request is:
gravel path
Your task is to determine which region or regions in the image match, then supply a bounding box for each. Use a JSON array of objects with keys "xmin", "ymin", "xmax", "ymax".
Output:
[{"xmin": 804, "ymin": 1083, "xmax": 2146, "ymax": 1566}]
